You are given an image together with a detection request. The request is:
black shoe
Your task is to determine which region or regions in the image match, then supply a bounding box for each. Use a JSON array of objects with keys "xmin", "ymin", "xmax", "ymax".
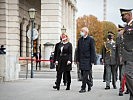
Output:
[
  {"xmin": 119, "ymin": 92, "xmax": 123, "ymax": 96},
  {"xmin": 78, "ymin": 79, "xmax": 82, "ymax": 81},
  {"xmin": 105, "ymin": 86, "xmax": 110, "ymax": 90},
  {"xmin": 113, "ymin": 85, "xmax": 117, "ymax": 89},
  {"xmin": 88, "ymin": 87, "xmax": 91, "ymax": 92},
  {"xmin": 66, "ymin": 84, "xmax": 70, "ymax": 90},
  {"xmin": 66, "ymin": 87, "xmax": 70, "ymax": 90},
  {"xmin": 53, "ymin": 86, "xmax": 60, "ymax": 90},
  {"xmin": 124, "ymin": 90, "xmax": 129, "ymax": 94},
  {"xmin": 55, "ymin": 82, "xmax": 57, "ymax": 85},
  {"xmin": 79, "ymin": 89, "xmax": 86, "ymax": 93}
]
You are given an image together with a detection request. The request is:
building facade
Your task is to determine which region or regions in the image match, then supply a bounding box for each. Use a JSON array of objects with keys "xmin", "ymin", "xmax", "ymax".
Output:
[{"xmin": 0, "ymin": 0, "xmax": 77, "ymax": 81}]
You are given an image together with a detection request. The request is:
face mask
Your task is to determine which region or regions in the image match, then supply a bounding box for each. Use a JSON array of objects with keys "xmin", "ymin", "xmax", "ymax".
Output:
[
  {"xmin": 107, "ymin": 35, "xmax": 112, "ymax": 40},
  {"xmin": 122, "ymin": 17, "xmax": 127, "ymax": 22},
  {"xmin": 80, "ymin": 32, "xmax": 85, "ymax": 37},
  {"xmin": 61, "ymin": 34, "xmax": 67, "ymax": 41}
]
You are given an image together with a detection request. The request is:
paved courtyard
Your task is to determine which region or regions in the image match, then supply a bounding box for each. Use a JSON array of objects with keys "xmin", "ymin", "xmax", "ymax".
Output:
[{"xmin": 0, "ymin": 65, "xmax": 129, "ymax": 100}]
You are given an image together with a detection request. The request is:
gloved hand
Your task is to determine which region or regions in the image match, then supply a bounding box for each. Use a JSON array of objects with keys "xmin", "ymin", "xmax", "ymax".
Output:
[
  {"xmin": 67, "ymin": 61, "xmax": 71, "ymax": 65},
  {"xmin": 55, "ymin": 61, "xmax": 58, "ymax": 65}
]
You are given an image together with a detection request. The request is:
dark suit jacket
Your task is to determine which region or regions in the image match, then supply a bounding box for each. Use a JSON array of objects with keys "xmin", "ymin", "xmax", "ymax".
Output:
[{"xmin": 77, "ymin": 36, "xmax": 96, "ymax": 70}]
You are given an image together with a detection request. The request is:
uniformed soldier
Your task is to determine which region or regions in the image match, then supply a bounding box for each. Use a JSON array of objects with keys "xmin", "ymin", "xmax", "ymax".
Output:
[
  {"xmin": 116, "ymin": 25, "xmax": 125, "ymax": 96},
  {"xmin": 103, "ymin": 32, "xmax": 117, "ymax": 90},
  {"xmin": 120, "ymin": 8, "xmax": 133, "ymax": 100}
]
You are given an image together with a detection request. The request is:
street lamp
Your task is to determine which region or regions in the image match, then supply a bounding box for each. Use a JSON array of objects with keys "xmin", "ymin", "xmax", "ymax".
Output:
[
  {"xmin": 61, "ymin": 25, "xmax": 66, "ymax": 33},
  {"xmin": 28, "ymin": 8, "xmax": 36, "ymax": 78}
]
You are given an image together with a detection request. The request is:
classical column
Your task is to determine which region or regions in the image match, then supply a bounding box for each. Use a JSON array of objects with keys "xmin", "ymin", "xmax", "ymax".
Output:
[
  {"xmin": 20, "ymin": 18, "xmax": 29, "ymax": 57},
  {"xmin": 41, "ymin": 0, "xmax": 62, "ymax": 66},
  {"xmin": 0, "ymin": 0, "xmax": 7, "ymax": 82},
  {"xmin": 5, "ymin": 0, "xmax": 20, "ymax": 81},
  {"xmin": 62, "ymin": 0, "xmax": 66, "ymax": 26},
  {"xmin": 65, "ymin": 0, "xmax": 68, "ymax": 30},
  {"xmin": 73, "ymin": 7, "xmax": 77, "ymax": 48},
  {"xmin": 68, "ymin": 2, "xmax": 72, "ymax": 43}
]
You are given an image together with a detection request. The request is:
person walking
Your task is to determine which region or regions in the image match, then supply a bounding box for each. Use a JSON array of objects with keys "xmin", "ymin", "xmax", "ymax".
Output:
[
  {"xmin": 35, "ymin": 50, "xmax": 41, "ymax": 70},
  {"xmin": 101, "ymin": 45, "xmax": 107, "ymax": 82},
  {"xmin": 53, "ymin": 38, "xmax": 67, "ymax": 87},
  {"xmin": 50, "ymin": 52, "xmax": 55, "ymax": 69},
  {"xmin": 53, "ymin": 33, "xmax": 72, "ymax": 90},
  {"xmin": 76, "ymin": 27, "xmax": 96, "ymax": 93},
  {"xmin": 103, "ymin": 32, "xmax": 117, "ymax": 90},
  {"xmin": 120, "ymin": 8, "xmax": 133, "ymax": 100},
  {"xmin": 116, "ymin": 26, "xmax": 125, "ymax": 96}
]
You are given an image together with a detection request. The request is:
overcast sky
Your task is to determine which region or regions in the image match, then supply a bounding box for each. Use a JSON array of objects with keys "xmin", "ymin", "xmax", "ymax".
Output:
[{"xmin": 76, "ymin": 0, "xmax": 133, "ymax": 26}]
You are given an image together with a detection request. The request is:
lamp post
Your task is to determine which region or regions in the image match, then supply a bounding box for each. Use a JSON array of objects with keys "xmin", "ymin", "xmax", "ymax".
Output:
[
  {"xmin": 61, "ymin": 25, "xmax": 66, "ymax": 33},
  {"xmin": 28, "ymin": 8, "xmax": 36, "ymax": 78}
]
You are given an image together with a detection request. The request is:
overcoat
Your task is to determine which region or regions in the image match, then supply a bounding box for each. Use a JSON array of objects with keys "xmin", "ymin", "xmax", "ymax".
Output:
[
  {"xmin": 77, "ymin": 36, "xmax": 96, "ymax": 71},
  {"xmin": 54, "ymin": 42, "xmax": 72, "ymax": 71}
]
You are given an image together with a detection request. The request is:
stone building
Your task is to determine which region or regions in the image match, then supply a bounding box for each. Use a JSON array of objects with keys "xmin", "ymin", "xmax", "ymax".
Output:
[{"xmin": 0, "ymin": 0, "xmax": 77, "ymax": 81}]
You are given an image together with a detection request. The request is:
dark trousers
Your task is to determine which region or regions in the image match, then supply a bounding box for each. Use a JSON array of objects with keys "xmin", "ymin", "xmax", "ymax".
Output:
[
  {"xmin": 103, "ymin": 65, "xmax": 107, "ymax": 81},
  {"xmin": 126, "ymin": 74, "xmax": 133, "ymax": 100},
  {"xmin": 77, "ymin": 63, "xmax": 82, "ymax": 80},
  {"xmin": 124, "ymin": 61, "xmax": 133, "ymax": 100},
  {"xmin": 56, "ymin": 71, "xmax": 71, "ymax": 87},
  {"xmin": 36, "ymin": 61, "xmax": 41, "ymax": 70},
  {"xmin": 118, "ymin": 65, "xmax": 125, "ymax": 92},
  {"xmin": 81, "ymin": 70, "xmax": 91, "ymax": 90},
  {"xmin": 106, "ymin": 65, "xmax": 117, "ymax": 87},
  {"xmin": 88, "ymin": 69, "xmax": 93, "ymax": 87},
  {"xmin": 63, "ymin": 72, "xmax": 67, "ymax": 84}
]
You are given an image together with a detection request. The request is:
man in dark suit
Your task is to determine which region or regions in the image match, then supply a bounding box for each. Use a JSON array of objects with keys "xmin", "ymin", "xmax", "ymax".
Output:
[
  {"xmin": 116, "ymin": 25, "xmax": 125, "ymax": 96},
  {"xmin": 35, "ymin": 50, "xmax": 41, "ymax": 70},
  {"xmin": 50, "ymin": 52, "xmax": 55, "ymax": 69},
  {"xmin": 120, "ymin": 8, "xmax": 133, "ymax": 100},
  {"xmin": 77, "ymin": 27, "xmax": 96, "ymax": 93},
  {"xmin": 0, "ymin": 45, "xmax": 6, "ymax": 54}
]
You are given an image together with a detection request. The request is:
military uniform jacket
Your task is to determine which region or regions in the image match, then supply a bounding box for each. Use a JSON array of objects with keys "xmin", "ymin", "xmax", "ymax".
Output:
[
  {"xmin": 116, "ymin": 36, "xmax": 124, "ymax": 65},
  {"xmin": 103, "ymin": 40, "xmax": 116, "ymax": 65},
  {"xmin": 122, "ymin": 20, "xmax": 133, "ymax": 62}
]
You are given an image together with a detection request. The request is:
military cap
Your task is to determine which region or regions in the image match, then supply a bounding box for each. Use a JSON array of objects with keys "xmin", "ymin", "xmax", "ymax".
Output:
[
  {"xmin": 117, "ymin": 24, "xmax": 124, "ymax": 31},
  {"xmin": 120, "ymin": 8, "xmax": 133, "ymax": 16},
  {"xmin": 108, "ymin": 31, "xmax": 114, "ymax": 35},
  {"xmin": 118, "ymin": 24, "xmax": 124, "ymax": 28}
]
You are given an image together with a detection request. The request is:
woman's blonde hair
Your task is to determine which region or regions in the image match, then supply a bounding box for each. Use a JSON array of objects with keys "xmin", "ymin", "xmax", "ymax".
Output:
[{"xmin": 60, "ymin": 33, "xmax": 69, "ymax": 42}]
